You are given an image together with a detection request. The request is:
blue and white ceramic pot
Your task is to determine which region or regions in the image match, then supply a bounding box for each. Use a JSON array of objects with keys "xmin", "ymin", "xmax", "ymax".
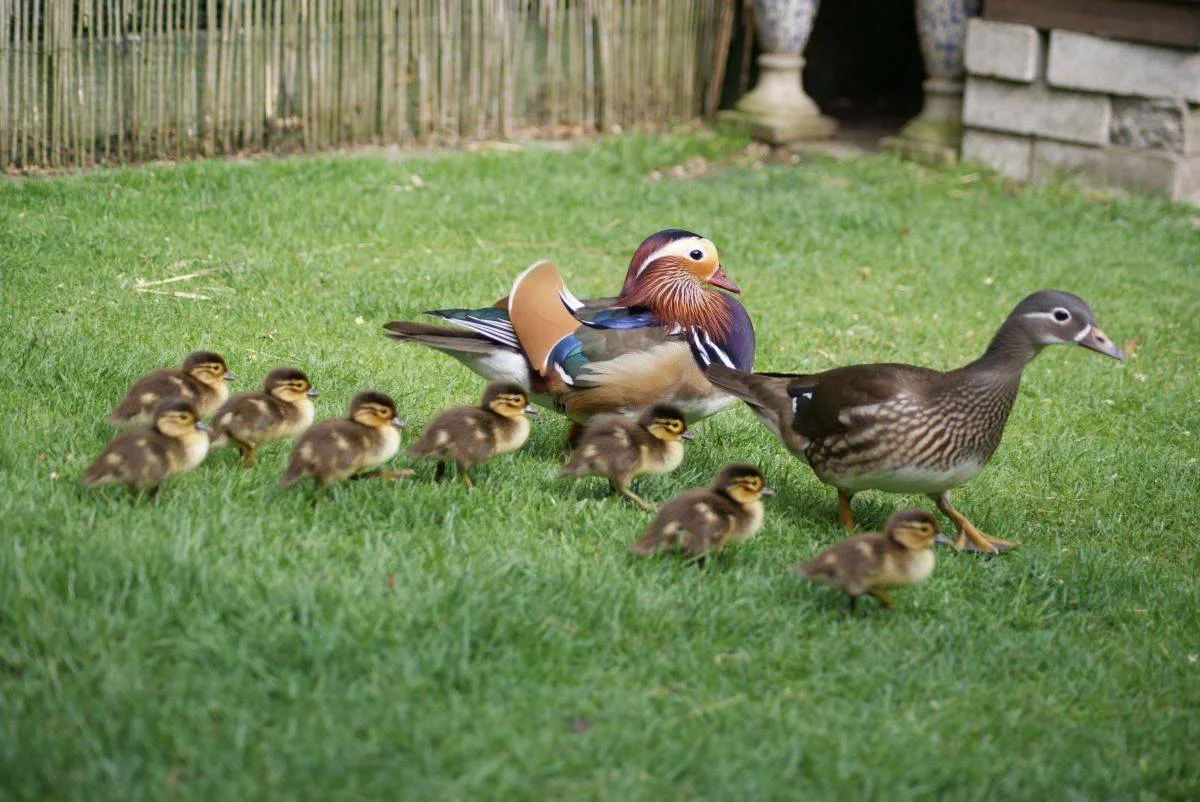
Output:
[{"xmin": 728, "ymin": 0, "xmax": 835, "ymax": 143}]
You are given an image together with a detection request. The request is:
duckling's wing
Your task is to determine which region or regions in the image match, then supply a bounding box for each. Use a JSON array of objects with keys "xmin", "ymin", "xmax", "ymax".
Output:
[
  {"xmin": 407, "ymin": 406, "xmax": 494, "ymax": 462},
  {"xmin": 563, "ymin": 417, "xmax": 643, "ymax": 476},
  {"xmin": 107, "ymin": 369, "xmax": 190, "ymax": 424},
  {"xmin": 213, "ymin": 393, "xmax": 284, "ymax": 435},
  {"xmin": 82, "ymin": 430, "xmax": 171, "ymax": 486},
  {"xmin": 794, "ymin": 535, "xmax": 885, "ymax": 589}
]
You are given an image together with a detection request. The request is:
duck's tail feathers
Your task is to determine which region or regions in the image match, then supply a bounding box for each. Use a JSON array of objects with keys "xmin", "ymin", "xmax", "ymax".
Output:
[
  {"xmin": 509, "ymin": 260, "xmax": 583, "ymax": 376},
  {"xmin": 383, "ymin": 321, "xmax": 513, "ymax": 355}
]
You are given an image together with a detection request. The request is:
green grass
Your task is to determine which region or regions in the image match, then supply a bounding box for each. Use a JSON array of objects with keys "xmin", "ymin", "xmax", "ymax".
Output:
[{"xmin": 2, "ymin": 131, "xmax": 1199, "ymax": 800}]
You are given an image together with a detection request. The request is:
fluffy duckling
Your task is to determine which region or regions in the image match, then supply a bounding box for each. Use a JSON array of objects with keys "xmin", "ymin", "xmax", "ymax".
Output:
[
  {"xmin": 82, "ymin": 398, "xmax": 211, "ymax": 497},
  {"xmin": 406, "ymin": 382, "xmax": 535, "ymax": 488},
  {"xmin": 107, "ymin": 350, "xmax": 236, "ymax": 426},
  {"xmin": 278, "ymin": 391, "xmax": 407, "ymax": 494},
  {"xmin": 209, "ymin": 367, "xmax": 319, "ymax": 466},
  {"xmin": 558, "ymin": 405, "xmax": 691, "ymax": 511},
  {"xmin": 794, "ymin": 508, "xmax": 941, "ymax": 613},
  {"xmin": 630, "ymin": 463, "xmax": 774, "ymax": 558}
]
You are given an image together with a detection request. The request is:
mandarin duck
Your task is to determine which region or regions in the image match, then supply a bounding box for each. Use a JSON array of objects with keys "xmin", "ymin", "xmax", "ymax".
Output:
[
  {"xmin": 406, "ymin": 381, "xmax": 535, "ymax": 487},
  {"xmin": 558, "ymin": 404, "xmax": 691, "ymax": 511},
  {"xmin": 278, "ymin": 391, "xmax": 408, "ymax": 497},
  {"xmin": 705, "ymin": 290, "xmax": 1123, "ymax": 554},
  {"xmin": 630, "ymin": 463, "xmax": 774, "ymax": 558},
  {"xmin": 209, "ymin": 367, "xmax": 320, "ymax": 466},
  {"xmin": 383, "ymin": 230, "xmax": 755, "ymax": 442},
  {"xmin": 795, "ymin": 508, "xmax": 940, "ymax": 613},
  {"xmin": 82, "ymin": 398, "xmax": 211, "ymax": 497},
  {"xmin": 107, "ymin": 350, "xmax": 236, "ymax": 425}
]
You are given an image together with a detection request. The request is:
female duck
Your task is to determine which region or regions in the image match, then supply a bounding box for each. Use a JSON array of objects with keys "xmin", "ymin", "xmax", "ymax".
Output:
[{"xmin": 706, "ymin": 290, "xmax": 1123, "ymax": 553}]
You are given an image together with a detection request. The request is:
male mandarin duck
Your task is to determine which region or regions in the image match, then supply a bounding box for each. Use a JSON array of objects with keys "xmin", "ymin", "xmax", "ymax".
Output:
[
  {"xmin": 795, "ymin": 508, "xmax": 941, "ymax": 613},
  {"xmin": 705, "ymin": 290, "xmax": 1124, "ymax": 554},
  {"xmin": 384, "ymin": 230, "xmax": 755, "ymax": 439}
]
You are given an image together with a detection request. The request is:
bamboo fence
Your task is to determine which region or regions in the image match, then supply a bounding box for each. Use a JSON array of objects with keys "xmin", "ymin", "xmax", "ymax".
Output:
[{"xmin": 0, "ymin": 0, "xmax": 736, "ymax": 169}]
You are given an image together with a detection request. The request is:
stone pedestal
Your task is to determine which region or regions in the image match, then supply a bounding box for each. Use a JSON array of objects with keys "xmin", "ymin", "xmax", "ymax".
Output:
[
  {"xmin": 721, "ymin": 0, "xmax": 836, "ymax": 144},
  {"xmin": 721, "ymin": 54, "xmax": 836, "ymax": 143},
  {"xmin": 884, "ymin": 0, "xmax": 981, "ymax": 164}
]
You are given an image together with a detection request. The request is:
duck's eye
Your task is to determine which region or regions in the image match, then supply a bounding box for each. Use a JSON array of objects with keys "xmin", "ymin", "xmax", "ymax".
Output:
[
  {"xmin": 688, "ymin": 249, "xmax": 703, "ymax": 261},
  {"xmin": 1053, "ymin": 308, "xmax": 1071, "ymax": 322}
]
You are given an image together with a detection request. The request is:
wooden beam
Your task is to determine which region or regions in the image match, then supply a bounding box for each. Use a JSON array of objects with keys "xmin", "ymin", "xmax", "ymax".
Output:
[{"xmin": 985, "ymin": 0, "xmax": 1200, "ymax": 49}]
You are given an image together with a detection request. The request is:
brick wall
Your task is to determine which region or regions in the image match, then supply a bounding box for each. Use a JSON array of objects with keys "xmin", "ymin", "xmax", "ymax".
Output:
[{"xmin": 960, "ymin": 19, "xmax": 1200, "ymax": 204}]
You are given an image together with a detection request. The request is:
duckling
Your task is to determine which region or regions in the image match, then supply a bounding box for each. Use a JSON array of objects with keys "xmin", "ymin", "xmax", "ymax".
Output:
[
  {"xmin": 278, "ymin": 391, "xmax": 408, "ymax": 495},
  {"xmin": 406, "ymin": 382, "xmax": 535, "ymax": 488},
  {"xmin": 107, "ymin": 350, "xmax": 236, "ymax": 426},
  {"xmin": 558, "ymin": 404, "xmax": 691, "ymax": 511},
  {"xmin": 630, "ymin": 463, "xmax": 774, "ymax": 558},
  {"xmin": 209, "ymin": 367, "xmax": 319, "ymax": 466},
  {"xmin": 794, "ymin": 508, "xmax": 941, "ymax": 613},
  {"xmin": 82, "ymin": 397, "xmax": 211, "ymax": 497}
]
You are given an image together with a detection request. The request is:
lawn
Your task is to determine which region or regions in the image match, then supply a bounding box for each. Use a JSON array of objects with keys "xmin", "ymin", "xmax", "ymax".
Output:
[{"xmin": 1, "ymin": 131, "xmax": 1198, "ymax": 800}]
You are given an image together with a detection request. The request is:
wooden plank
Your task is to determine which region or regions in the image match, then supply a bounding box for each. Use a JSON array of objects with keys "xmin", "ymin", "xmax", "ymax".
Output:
[{"xmin": 985, "ymin": 0, "xmax": 1200, "ymax": 49}]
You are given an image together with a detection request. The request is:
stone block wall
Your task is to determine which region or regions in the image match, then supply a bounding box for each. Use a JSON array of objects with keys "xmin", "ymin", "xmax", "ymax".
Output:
[{"xmin": 961, "ymin": 19, "xmax": 1200, "ymax": 204}]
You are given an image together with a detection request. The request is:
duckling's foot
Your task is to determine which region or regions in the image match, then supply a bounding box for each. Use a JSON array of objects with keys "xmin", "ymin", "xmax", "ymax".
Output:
[
  {"xmin": 353, "ymin": 468, "xmax": 415, "ymax": 482},
  {"xmin": 457, "ymin": 463, "xmax": 474, "ymax": 489},
  {"xmin": 868, "ymin": 590, "xmax": 894, "ymax": 609},
  {"xmin": 617, "ymin": 484, "xmax": 655, "ymax": 512},
  {"xmin": 239, "ymin": 445, "xmax": 257, "ymax": 468},
  {"xmin": 837, "ymin": 490, "xmax": 856, "ymax": 533}
]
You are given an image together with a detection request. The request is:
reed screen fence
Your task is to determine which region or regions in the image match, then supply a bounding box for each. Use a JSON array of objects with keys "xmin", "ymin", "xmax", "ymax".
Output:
[{"xmin": 0, "ymin": 0, "xmax": 736, "ymax": 169}]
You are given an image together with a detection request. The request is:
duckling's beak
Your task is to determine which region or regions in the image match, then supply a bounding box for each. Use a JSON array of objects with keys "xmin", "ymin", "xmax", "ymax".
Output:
[
  {"xmin": 224, "ymin": 372, "xmax": 239, "ymax": 382},
  {"xmin": 681, "ymin": 430, "xmax": 696, "ymax": 441},
  {"xmin": 524, "ymin": 404, "xmax": 539, "ymax": 415},
  {"xmin": 1076, "ymin": 324, "xmax": 1124, "ymax": 361},
  {"xmin": 391, "ymin": 417, "xmax": 407, "ymax": 429},
  {"xmin": 706, "ymin": 264, "xmax": 741, "ymax": 294},
  {"xmin": 761, "ymin": 485, "xmax": 776, "ymax": 497},
  {"xmin": 196, "ymin": 421, "xmax": 211, "ymax": 432},
  {"xmin": 307, "ymin": 388, "xmax": 321, "ymax": 398}
]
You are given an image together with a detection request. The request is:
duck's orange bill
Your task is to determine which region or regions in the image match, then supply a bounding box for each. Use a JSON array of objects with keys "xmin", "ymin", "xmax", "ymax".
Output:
[{"xmin": 707, "ymin": 264, "xmax": 741, "ymax": 294}]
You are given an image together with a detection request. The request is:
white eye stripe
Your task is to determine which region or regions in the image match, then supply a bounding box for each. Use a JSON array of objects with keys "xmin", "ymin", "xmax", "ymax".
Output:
[{"xmin": 634, "ymin": 237, "xmax": 709, "ymax": 276}]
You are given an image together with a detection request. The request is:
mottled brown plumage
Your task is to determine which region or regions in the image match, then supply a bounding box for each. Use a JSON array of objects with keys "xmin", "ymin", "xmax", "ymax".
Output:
[
  {"xmin": 706, "ymin": 290, "xmax": 1124, "ymax": 554},
  {"xmin": 794, "ymin": 508, "xmax": 941, "ymax": 612},
  {"xmin": 278, "ymin": 391, "xmax": 406, "ymax": 495},
  {"xmin": 82, "ymin": 398, "xmax": 211, "ymax": 497},
  {"xmin": 558, "ymin": 405, "xmax": 690, "ymax": 511},
  {"xmin": 406, "ymin": 382, "xmax": 534, "ymax": 487},
  {"xmin": 210, "ymin": 367, "xmax": 319, "ymax": 466},
  {"xmin": 107, "ymin": 350, "xmax": 236, "ymax": 426},
  {"xmin": 630, "ymin": 463, "xmax": 774, "ymax": 557}
]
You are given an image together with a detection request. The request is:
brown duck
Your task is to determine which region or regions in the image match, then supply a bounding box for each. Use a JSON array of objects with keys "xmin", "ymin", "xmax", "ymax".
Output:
[
  {"xmin": 558, "ymin": 404, "xmax": 691, "ymax": 510},
  {"xmin": 706, "ymin": 290, "xmax": 1123, "ymax": 553},
  {"xmin": 795, "ymin": 508, "xmax": 941, "ymax": 612},
  {"xmin": 82, "ymin": 398, "xmax": 211, "ymax": 497},
  {"xmin": 406, "ymin": 382, "xmax": 535, "ymax": 487},
  {"xmin": 107, "ymin": 350, "xmax": 236, "ymax": 425},
  {"xmin": 278, "ymin": 391, "xmax": 407, "ymax": 495},
  {"xmin": 209, "ymin": 367, "xmax": 319, "ymax": 466},
  {"xmin": 630, "ymin": 463, "xmax": 774, "ymax": 558}
]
